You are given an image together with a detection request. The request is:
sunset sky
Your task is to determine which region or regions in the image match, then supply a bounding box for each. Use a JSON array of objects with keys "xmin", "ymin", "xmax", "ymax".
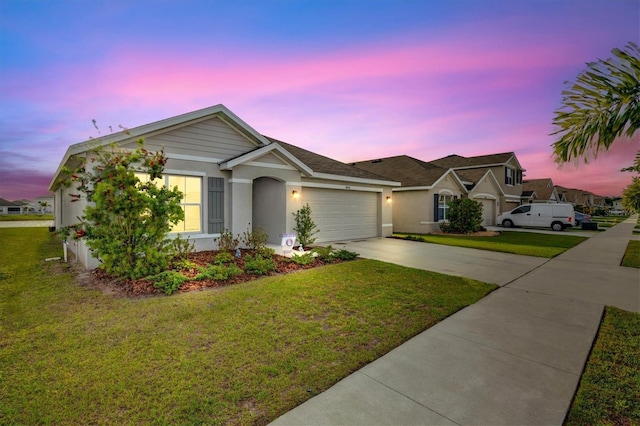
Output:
[{"xmin": 1, "ymin": 0, "xmax": 638, "ymax": 201}]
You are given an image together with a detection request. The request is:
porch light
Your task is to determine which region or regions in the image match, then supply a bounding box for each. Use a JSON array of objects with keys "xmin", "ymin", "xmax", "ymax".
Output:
[
  {"xmin": 386, "ymin": 196, "xmax": 392, "ymax": 203},
  {"xmin": 292, "ymin": 190, "xmax": 299, "ymax": 199}
]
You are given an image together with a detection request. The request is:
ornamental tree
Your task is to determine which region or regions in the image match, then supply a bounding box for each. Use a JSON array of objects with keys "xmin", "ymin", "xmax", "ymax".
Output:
[
  {"xmin": 439, "ymin": 198, "xmax": 483, "ymax": 234},
  {"xmin": 59, "ymin": 139, "xmax": 184, "ymax": 279}
]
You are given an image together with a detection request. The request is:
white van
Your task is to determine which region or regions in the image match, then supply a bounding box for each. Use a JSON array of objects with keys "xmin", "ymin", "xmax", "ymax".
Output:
[{"xmin": 497, "ymin": 203, "xmax": 575, "ymax": 231}]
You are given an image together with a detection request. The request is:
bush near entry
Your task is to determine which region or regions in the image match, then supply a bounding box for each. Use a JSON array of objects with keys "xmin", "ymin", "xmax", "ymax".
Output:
[{"xmin": 439, "ymin": 198, "xmax": 483, "ymax": 234}]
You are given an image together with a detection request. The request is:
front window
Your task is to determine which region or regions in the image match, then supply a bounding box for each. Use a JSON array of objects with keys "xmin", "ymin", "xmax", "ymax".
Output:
[
  {"xmin": 505, "ymin": 168, "xmax": 514, "ymax": 185},
  {"xmin": 137, "ymin": 173, "xmax": 202, "ymax": 233},
  {"xmin": 438, "ymin": 194, "xmax": 453, "ymax": 221}
]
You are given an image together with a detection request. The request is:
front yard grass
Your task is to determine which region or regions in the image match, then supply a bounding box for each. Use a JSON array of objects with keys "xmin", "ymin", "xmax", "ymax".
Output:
[
  {"xmin": 566, "ymin": 307, "xmax": 640, "ymax": 425},
  {"xmin": 393, "ymin": 231, "xmax": 586, "ymax": 258},
  {"xmin": 0, "ymin": 228, "xmax": 496, "ymax": 425},
  {"xmin": 621, "ymin": 240, "xmax": 640, "ymax": 268}
]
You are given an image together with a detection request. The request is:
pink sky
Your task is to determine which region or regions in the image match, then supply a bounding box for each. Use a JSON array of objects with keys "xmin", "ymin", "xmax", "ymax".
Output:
[{"xmin": 0, "ymin": 0, "xmax": 638, "ymax": 200}]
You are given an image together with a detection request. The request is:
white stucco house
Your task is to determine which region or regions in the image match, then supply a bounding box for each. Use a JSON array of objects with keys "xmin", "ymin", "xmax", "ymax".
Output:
[{"xmin": 49, "ymin": 104, "xmax": 398, "ymax": 270}]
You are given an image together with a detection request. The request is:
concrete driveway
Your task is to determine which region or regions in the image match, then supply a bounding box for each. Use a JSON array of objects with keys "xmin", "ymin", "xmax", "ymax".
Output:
[{"xmin": 330, "ymin": 237, "xmax": 548, "ymax": 287}]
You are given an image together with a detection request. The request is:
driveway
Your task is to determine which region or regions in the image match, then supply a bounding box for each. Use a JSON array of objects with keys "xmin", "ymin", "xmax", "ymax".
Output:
[{"xmin": 330, "ymin": 237, "xmax": 548, "ymax": 287}]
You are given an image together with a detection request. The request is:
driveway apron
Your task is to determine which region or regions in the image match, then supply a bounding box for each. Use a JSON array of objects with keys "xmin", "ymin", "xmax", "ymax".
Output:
[{"xmin": 271, "ymin": 216, "xmax": 639, "ymax": 425}]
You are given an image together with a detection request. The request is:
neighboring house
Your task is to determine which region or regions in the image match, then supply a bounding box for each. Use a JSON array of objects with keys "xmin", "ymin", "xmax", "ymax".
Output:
[
  {"xmin": 49, "ymin": 104, "xmax": 398, "ymax": 270},
  {"xmin": 35, "ymin": 195, "xmax": 54, "ymax": 213},
  {"xmin": 0, "ymin": 198, "xmax": 22, "ymax": 215},
  {"xmin": 522, "ymin": 178, "xmax": 560, "ymax": 203},
  {"xmin": 611, "ymin": 197, "xmax": 624, "ymax": 210},
  {"xmin": 351, "ymin": 155, "xmax": 503, "ymax": 233},
  {"xmin": 555, "ymin": 186, "xmax": 591, "ymax": 212},
  {"xmin": 428, "ymin": 152, "xmax": 526, "ymax": 214}
]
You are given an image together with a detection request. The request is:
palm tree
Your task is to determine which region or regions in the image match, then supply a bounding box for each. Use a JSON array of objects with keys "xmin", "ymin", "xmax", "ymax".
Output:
[{"xmin": 551, "ymin": 42, "xmax": 639, "ymax": 164}]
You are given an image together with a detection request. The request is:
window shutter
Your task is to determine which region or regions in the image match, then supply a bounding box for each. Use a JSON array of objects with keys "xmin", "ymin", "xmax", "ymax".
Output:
[
  {"xmin": 434, "ymin": 194, "xmax": 440, "ymax": 221},
  {"xmin": 208, "ymin": 177, "xmax": 224, "ymax": 234}
]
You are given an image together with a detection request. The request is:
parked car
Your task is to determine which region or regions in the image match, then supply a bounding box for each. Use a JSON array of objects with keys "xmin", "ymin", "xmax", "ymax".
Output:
[
  {"xmin": 497, "ymin": 203, "xmax": 575, "ymax": 231},
  {"xmin": 574, "ymin": 211, "xmax": 592, "ymax": 225}
]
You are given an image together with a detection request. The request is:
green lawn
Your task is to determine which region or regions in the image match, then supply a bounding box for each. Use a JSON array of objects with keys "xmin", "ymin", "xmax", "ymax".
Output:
[
  {"xmin": 393, "ymin": 231, "xmax": 586, "ymax": 258},
  {"xmin": 566, "ymin": 307, "xmax": 640, "ymax": 425},
  {"xmin": 621, "ymin": 240, "xmax": 640, "ymax": 268},
  {"xmin": 0, "ymin": 228, "xmax": 496, "ymax": 425},
  {"xmin": 0, "ymin": 213, "xmax": 54, "ymax": 221}
]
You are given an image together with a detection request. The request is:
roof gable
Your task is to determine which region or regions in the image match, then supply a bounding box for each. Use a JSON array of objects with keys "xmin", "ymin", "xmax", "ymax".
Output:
[{"xmin": 430, "ymin": 152, "xmax": 524, "ymax": 171}]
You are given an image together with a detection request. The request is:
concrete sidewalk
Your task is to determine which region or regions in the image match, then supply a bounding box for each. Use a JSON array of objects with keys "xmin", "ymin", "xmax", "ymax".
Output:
[{"xmin": 271, "ymin": 216, "xmax": 639, "ymax": 425}]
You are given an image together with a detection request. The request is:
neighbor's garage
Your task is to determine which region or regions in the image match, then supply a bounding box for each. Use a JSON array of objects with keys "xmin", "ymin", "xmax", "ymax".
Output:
[
  {"xmin": 476, "ymin": 197, "xmax": 496, "ymax": 226},
  {"xmin": 301, "ymin": 187, "xmax": 379, "ymax": 242}
]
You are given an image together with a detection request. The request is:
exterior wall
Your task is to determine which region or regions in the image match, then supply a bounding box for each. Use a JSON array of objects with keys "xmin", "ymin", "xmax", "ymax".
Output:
[
  {"xmin": 469, "ymin": 174, "xmax": 500, "ymax": 225},
  {"xmin": 123, "ymin": 116, "xmax": 257, "ymax": 161},
  {"xmin": 391, "ymin": 190, "xmax": 433, "ymax": 234}
]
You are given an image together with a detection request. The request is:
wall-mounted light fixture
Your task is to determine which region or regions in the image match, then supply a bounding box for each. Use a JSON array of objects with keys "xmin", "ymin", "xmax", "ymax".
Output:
[
  {"xmin": 292, "ymin": 190, "xmax": 299, "ymax": 199},
  {"xmin": 386, "ymin": 196, "xmax": 392, "ymax": 203}
]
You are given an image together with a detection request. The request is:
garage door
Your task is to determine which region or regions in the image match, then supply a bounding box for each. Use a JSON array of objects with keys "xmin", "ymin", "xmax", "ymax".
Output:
[
  {"xmin": 477, "ymin": 198, "xmax": 496, "ymax": 226},
  {"xmin": 301, "ymin": 188, "xmax": 379, "ymax": 242}
]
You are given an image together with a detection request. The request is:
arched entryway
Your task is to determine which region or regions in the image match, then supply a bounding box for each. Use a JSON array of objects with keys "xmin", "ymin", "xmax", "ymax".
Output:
[{"xmin": 252, "ymin": 177, "xmax": 286, "ymax": 244}]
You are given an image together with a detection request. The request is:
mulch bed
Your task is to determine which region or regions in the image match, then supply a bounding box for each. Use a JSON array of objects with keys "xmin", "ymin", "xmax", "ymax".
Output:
[{"xmin": 85, "ymin": 249, "xmax": 346, "ymax": 297}]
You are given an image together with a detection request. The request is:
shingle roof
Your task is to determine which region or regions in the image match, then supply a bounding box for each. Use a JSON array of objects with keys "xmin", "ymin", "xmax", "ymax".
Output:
[
  {"xmin": 454, "ymin": 167, "xmax": 493, "ymax": 184},
  {"xmin": 523, "ymin": 178, "xmax": 555, "ymax": 201},
  {"xmin": 430, "ymin": 152, "xmax": 515, "ymax": 169},
  {"xmin": 266, "ymin": 137, "xmax": 397, "ymax": 182},
  {"xmin": 0, "ymin": 198, "xmax": 19, "ymax": 206},
  {"xmin": 350, "ymin": 155, "xmax": 450, "ymax": 187}
]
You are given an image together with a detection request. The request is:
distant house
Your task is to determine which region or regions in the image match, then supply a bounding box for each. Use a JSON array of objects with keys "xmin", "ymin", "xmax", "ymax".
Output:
[
  {"xmin": 0, "ymin": 198, "xmax": 22, "ymax": 215},
  {"xmin": 49, "ymin": 104, "xmax": 398, "ymax": 270},
  {"xmin": 351, "ymin": 153, "xmax": 505, "ymax": 233},
  {"xmin": 555, "ymin": 186, "xmax": 603, "ymax": 212},
  {"xmin": 522, "ymin": 178, "xmax": 560, "ymax": 203},
  {"xmin": 428, "ymin": 152, "xmax": 526, "ymax": 214}
]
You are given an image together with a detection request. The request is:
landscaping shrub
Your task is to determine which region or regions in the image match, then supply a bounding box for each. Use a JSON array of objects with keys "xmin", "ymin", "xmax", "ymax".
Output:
[
  {"xmin": 56, "ymin": 139, "xmax": 184, "ymax": 280},
  {"xmin": 333, "ymin": 249, "xmax": 359, "ymax": 261},
  {"xmin": 290, "ymin": 252, "xmax": 316, "ymax": 265},
  {"xmin": 242, "ymin": 225, "xmax": 269, "ymax": 251},
  {"xmin": 439, "ymin": 198, "xmax": 483, "ymax": 234},
  {"xmin": 213, "ymin": 251, "xmax": 235, "ymax": 265},
  {"xmin": 169, "ymin": 235, "xmax": 195, "ymax": 261},
  {"xmin": 293, "ymin": 203, "xmax": 319, "ymax": 247},
  {"xmin": 245, "ymin": 254, "xmax": 276, "ymax": 275},
  {"xmin": 215, "ymin": 229, "xmax": 241, "ymax": 253},
  {"xmin": 312, "ymin": 245, "xmax": 335, "ymax": 262},
  {"xmin": 195, "ymin": 264, "xmax": 243, "ymax": 281},
  {"xmin": 147, "ymin": 271, "xmax": 189, "ymax": 295},
  {"xmin": 172, "ymin": 259, "xmax": 197, "ymax": 271}
]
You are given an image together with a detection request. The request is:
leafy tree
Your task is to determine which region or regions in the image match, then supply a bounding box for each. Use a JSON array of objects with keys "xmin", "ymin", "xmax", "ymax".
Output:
[
  {"xmin": 622, "ymin": 176, "xmax": 640, "ymax": 213},
  {"xmin": 551, "ymin": 42, "xmax": 639, "ymax": 164},
  {"xmin": 439, "ymin": 198, "xmax": 483, "ymax": 234},
  {"xmin": 59, "ymin": 139, "xmax": 184, "ymax": 279},
  {"xmin": 293, "ymin": 203, "xmax": 319, "ymax": 247}
]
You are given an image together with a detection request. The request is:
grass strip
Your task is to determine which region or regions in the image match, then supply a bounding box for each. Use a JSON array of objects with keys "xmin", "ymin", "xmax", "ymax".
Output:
[
  {"xmin": 0, "ymin": 228, "xmax": 496, "ymax": 425},
  {"xmin": 566, "ymin": 307, "xmax": 640, "ymax": 425},
  {"xmin": 0, "ymin": 214, "xmax": 54, "ymax": 221},
  {"xmin": 621, "ymin": 240, "xmax": 640, "ymax": 268},
  {"xmin": 393, "ymin": 231, "xmax": 586, "ymax": 258}
]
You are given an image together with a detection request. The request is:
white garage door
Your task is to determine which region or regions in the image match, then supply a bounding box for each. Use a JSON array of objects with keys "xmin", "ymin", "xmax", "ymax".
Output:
[
  {"xmin": 477, "ymin": 198, "xmax": 496, "ymax": 226},
  {"xmin": 301, "ymin": 188, "xmax": 379, "ymax": 242}
]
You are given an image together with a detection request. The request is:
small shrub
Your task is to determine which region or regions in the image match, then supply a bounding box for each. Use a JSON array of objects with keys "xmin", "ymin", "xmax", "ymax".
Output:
[
  {"xmin": 172, "ymin": 259, "xmax": 197, "ymax": 271},
  {"xmin": 216, "ymin": 229, "xmax": 240, "ymax": 253},
  {"xmin": 245, "ymin": 254, "xmax": 276, "ymax": 275},
  {"xmin": 213, "ymin": 251, "xmax": 235, "ymax": 265},
  {"xmin": 293, "ymin": 204, "xmax": 319, "ymax": 247},
  {"xmin": 195, "ymin": 264, "xmax": 243, "ymax": 281},
  {"xmin": 242, "ymin": 225, "xmax": 269, "ymax": 251},
  {"xmin": 290, "ymin": 251, "xmax": 316, "ymax": 265},
  {"xmin": 147, "ymin": 271, "xmax": 189, "ymax": 295},
  {"xmin": 312, "ymin": 245, "xmax": 335, "ymax": 262},
  {"xmin": 334, "ymin": 249, "xmax": 358, "ymax": 261},
  {"xmin": 257, "ymin": 247, "xmax": 275, "ymax": 258},
  {"xmin": 169, "ymin": 235, "xmax": 195, "ymax": 261}
]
